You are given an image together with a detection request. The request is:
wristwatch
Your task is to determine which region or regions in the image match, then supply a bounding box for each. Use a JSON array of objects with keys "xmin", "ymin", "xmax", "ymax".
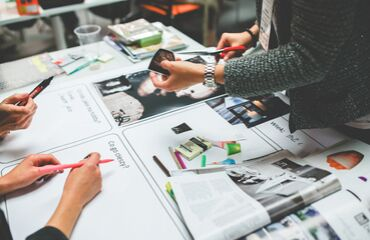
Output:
[{"xmin": 204, "ymin": 63, "xmax": 217, "ymax": 88}]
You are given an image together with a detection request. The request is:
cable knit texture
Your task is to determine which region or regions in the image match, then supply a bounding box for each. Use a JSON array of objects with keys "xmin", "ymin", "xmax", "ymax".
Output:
[{"xmin": 224, "ymin": 0, "xmax": 370, "ymax": 132}]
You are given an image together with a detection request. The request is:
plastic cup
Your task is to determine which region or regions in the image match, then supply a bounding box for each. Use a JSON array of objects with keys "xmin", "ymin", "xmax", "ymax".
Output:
[
  {"xmin": 74, "ymin": 25, "xmax": 102, "ymax": 45},
  {"xmin": 74, "ymin": 25, "xmax": 102, "ymax": 70}
]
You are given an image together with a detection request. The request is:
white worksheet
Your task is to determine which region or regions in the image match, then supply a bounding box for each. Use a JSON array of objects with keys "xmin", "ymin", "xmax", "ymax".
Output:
[
  {"xmin": 1, "ymin": 134, "xmax": 190, "ymax": 240},
  {"xmin": 0, "ymin": 84, "xmax": 112, "ymax": 163},
  {"xmin": 122, "ymin": 102, "xmax": 347, "ymax": 197}
]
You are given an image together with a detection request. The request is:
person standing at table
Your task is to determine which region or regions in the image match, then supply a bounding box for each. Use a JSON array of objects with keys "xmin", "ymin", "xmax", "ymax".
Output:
[
  {"xmin": 0, "ymin": 93, "xmax": 103, "ymax": 240},
  {"xmin": 150, "ymin": 0, "xmax": 370, "ymax": 143}
]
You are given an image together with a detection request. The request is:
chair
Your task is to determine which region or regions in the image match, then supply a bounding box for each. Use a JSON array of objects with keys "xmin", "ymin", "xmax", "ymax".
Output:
[
  {"xmin": 89, "ymin": 1, "xmax": 132, "ymax": 24},
  {"xmin": 139, "ymin": 0, "xmax": 201, "ymax": 25}
]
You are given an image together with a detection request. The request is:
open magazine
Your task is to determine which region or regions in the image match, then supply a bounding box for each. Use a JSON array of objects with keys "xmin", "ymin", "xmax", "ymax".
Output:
[
  {"xmin": 244, "ymin": 139, "xmax": 370, "ymax": 240},
  {"xmin": 169, "ymin": 151, "xmax": 342, "ymax": 240}
]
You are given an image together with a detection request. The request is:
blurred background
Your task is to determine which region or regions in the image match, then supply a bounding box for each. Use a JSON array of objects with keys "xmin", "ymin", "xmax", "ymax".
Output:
[{"xmin": 0, "ymin": 0, "xmax": 256, "ymax": 63}]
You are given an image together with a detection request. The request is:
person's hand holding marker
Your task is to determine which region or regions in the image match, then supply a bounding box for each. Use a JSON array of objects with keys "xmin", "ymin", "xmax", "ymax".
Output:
[
  {"xmin": 46, "ymin": 152, "xmax": 103, "ymax": 237},
  {"xmin": 0, "ymin": 93, "xmax": 37, "ymax": 138},
  {"xmin": 0, "ymin": 154, "xmax": 61, "ymax": 194}
]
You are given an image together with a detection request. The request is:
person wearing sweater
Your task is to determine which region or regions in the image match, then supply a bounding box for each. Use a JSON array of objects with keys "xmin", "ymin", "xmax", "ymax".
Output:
[{"xmin": 150, "ymin": 0, "xmax": 370, "ymax": 142}]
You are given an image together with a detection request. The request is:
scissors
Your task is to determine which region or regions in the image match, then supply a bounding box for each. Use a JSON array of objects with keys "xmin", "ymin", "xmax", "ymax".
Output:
[{"xmin": 178, "ymin": 46, "xmax": 247, "ymax": 59}]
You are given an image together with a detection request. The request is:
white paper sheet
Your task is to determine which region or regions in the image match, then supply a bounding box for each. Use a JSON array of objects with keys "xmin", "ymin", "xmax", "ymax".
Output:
[
  {"xmin": 0, "ymin": 84, "xmax": 113, "ymax": 163},
  {"xmin": 1, "ymin": 134, "xmax": 190, "ymax": 240}
]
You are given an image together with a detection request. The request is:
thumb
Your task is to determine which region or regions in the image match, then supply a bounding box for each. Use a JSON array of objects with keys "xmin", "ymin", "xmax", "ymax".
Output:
[
  {"xmin": 160, "ymin": 60, "xmax": 173, "ymax": 72},
  {"xmin": 85, "ymin": 152, "xmax": 101, "ymax": 166},
  {"xmin": 2, "ymin": 93, "xmax": 29, "ymax": 104}
]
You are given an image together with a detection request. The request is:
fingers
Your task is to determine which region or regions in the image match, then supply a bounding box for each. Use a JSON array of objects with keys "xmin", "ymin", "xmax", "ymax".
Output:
[
  {"xmin": 6, "ymin": 98, "xmax": 37, "ymax": 116},
  {"xmin": 85, "ymin": 152, "xmax": 101, "ymax": 166},
  {"xmin": 160, "ymin": 60, "xmax": 173, "ymax": 72},
  {"xmin": 29, "ymin": 154, "xmax": 61, "ymax": 167},
  {"xmin": 216, "ymin": 33, "xmax": 229, "ymax": 49},
  {"xmin": 150, "ymin": 72, "xmax": 171, "ymax": 89},
  {"xmin": 2, "ymin": 93, "xmax": 29, "ymax": 104}
]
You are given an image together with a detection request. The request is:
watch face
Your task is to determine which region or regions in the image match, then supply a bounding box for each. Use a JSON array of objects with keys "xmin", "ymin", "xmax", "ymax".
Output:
[{"xmin": 204, "ymin": 81, "xmax": 217, "ymax": 88}]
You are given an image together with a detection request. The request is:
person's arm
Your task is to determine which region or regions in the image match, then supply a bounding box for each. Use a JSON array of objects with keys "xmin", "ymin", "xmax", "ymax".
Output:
[
  {"xmin": 43, "ymin": 153, "xmax": 102, "ymax": 238},
  {"xmin": 150, "ymin": 0, "xmax": 357, "ymax": 94},
  {"xmin": 223, "ymin": 0, "xmax": 358, "ymax": 97},
  {"xmin": 26, "ymin": 226, "xmax": 68, "ymax": 240}
]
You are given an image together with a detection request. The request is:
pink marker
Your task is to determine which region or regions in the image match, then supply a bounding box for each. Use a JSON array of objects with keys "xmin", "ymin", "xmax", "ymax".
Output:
[
  {"xmin": 174, "ymin": 151, "xmax": 187, "ymax": 169},
  {"xmin": 38, "ymin": 159, "xmax": 114, "ymax": 174}
]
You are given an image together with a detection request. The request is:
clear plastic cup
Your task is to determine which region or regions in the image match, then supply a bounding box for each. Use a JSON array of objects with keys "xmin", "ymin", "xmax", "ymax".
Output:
[
  {"xmin": 74, "ymin": 25, "xmax": 102, "ymax": 70},
  {"xmin": 74, "ymin": 25, "xmax": 102, "ymax": 45}
]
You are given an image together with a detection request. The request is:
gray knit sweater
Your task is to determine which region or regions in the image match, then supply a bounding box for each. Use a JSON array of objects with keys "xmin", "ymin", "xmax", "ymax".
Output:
[{"xmin": 224, "ymin": 0, "xmax": 370, "ymax": 132}]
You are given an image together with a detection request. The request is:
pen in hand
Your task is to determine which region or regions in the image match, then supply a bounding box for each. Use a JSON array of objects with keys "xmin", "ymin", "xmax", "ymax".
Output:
[{"xmin": 38, "ymin": 159, "xmax": 114, "ymax": 174}]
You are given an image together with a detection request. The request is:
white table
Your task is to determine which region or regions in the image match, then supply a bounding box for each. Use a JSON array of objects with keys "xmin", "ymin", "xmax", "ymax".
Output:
[
  {"xmin": 49, "ymin": 26, "xmax": 204, "ymax": 84},
  {"xmin": 0, "ymin": 0, "xmax": 128, "ymax": 49}
]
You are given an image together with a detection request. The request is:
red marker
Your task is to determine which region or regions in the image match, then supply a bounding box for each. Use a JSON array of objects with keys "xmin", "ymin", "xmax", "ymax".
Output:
[
  {"xmin": 38, "ymin": 159, "xmax": 114, "ymax": 174},
  {"xmin": 17, "ymin": 76, "xmax": 53, "ymax": 106}
]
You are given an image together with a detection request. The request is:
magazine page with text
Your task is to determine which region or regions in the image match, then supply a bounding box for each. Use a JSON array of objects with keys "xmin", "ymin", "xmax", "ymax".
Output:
[{"xmin": 169, "ymin": 151, "xmax": 341, "ymax": 240}]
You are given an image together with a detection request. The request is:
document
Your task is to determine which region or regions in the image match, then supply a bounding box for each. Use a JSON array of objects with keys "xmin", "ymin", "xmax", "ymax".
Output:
[
  {"xmin": 0, "ymin": 84, "xmax": 112, "ymax": 163},
  {"xmin": 1, "ymin": 135, "xmax": 189, "ymax": 240},
  {"xmin": 169, "ymin": 151, "xmax": 341, "ymax": 240}
]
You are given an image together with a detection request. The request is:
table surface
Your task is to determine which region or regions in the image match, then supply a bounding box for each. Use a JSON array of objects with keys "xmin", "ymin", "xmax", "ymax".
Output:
[
  {"xmin": 0, "ymin": 0, "xmax": 127, "ymax": 26},
  {"xmin": 48, "ymin": 26, "xmax": 204, "ymax": 85}
]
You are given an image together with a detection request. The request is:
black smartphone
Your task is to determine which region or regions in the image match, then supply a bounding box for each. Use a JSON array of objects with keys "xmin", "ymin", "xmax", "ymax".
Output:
[{"xmin": 148, "ymin": 49, "xmax": 175, "ymax": 75}]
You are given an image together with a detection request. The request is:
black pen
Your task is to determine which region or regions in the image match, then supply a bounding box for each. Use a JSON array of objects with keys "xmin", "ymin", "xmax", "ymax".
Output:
[
  {"xmin": 153, "ymin": 155, "xmax": 170, "ymax": 177},
  {"xmin": 16, "ymin": 77, "xmax": 53, "ymax": 106}
]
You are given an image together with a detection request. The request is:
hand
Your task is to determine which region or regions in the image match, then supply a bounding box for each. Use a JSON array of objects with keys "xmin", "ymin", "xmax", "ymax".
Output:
[
  {"xmin": 150, "ymin": 60, "xmax": 205, "ymax": 92},
  {"xmin": 45, "ymin": 153, "xmax": 103, "ymax": 238},
  {"xmin": 0, "ymin": 154, "xmax": 61, "ymax": 194},
  {"xmin": 216, "ymin": 32, "xmax": 252, "ymax": 60},
  {"xmin": 0, "ymin": 93, "xmax": 37, "ymax": 138},
  {"xmin": 60, "ymin": 152, "xmax": 102, "ymax": 209}
]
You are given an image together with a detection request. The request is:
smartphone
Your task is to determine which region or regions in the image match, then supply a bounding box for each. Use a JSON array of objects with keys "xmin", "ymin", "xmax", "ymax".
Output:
[{"xmin": 148, "ymin": 49, "xmax": 175, "ymax": 75}]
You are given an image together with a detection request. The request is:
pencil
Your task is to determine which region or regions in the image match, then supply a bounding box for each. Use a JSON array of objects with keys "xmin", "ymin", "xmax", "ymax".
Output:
[
  {"xmin": 168, "ymin": 147, "xmax": 182, "ymax": 169},
  {"xmin": 153, "ymin": 155, "xmax": 170, "ymax": 177}
]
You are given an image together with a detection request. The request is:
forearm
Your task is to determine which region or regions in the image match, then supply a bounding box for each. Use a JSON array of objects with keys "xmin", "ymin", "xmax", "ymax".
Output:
[
  {"xmin": 0, "ymin": 176, "xmax": 16, "ymax": 195},
  {"xmin": 46, "ymin": 196, "xmax": 83, "ymax": 238}
]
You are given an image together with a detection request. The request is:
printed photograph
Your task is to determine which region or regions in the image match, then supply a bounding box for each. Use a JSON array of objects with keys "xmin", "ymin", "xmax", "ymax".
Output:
[
  {"xmin": 245, "ymin": 206, "xmax": 340, "ymax": 240},
  {"xmin": 225, "ymin": 158, "xmax": 334, "ymax": 221},
  {"xmin": 94, "ymin": 70, "xmax": 225, "ymax": 126},
  {"xmin": 206, "ymin": 94, "xmax": 290, "ymax": 128}
]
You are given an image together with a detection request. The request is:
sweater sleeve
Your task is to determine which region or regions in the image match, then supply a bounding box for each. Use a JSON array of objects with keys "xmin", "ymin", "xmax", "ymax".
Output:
[
  {"xmin": 224, "ymin": 0, "xmax": 358, "ymax": 97},
  {"xmin": 26, "ymin": 226, "xmax": 68, "ymax": 240}
]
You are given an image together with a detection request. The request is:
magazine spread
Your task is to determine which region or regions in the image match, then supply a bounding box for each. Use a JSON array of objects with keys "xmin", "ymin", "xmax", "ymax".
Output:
[
  {"xmin": 169, "ymin": 151, "xmax": 341, "ymax": 240},
  {"xmin": 244, "ymin": 139, "xmax": 370, "ymax": 240},
  {"xmin": 245, "ymin": 190, "xmax": 370, "ymax": 240}
]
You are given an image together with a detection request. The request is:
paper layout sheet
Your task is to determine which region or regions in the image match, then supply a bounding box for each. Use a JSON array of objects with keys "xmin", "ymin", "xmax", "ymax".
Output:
[
  {"xmin": 1, "ymin": 134, "xmax": 189, "ymax": 240},
  {"xmin": 0, "ymin": 76, "xmax": 190, "ymax": 239},
  {"xmin": 0, "ymin": 84, "xmax": 113, "ymax": 163},
  {"xmin": 0, "ymin": 66, "xmax": 351, "ymax": 240},
  {"xmin": 299, "ymin": 140, "xmax": 370, "ymax": 210}
]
